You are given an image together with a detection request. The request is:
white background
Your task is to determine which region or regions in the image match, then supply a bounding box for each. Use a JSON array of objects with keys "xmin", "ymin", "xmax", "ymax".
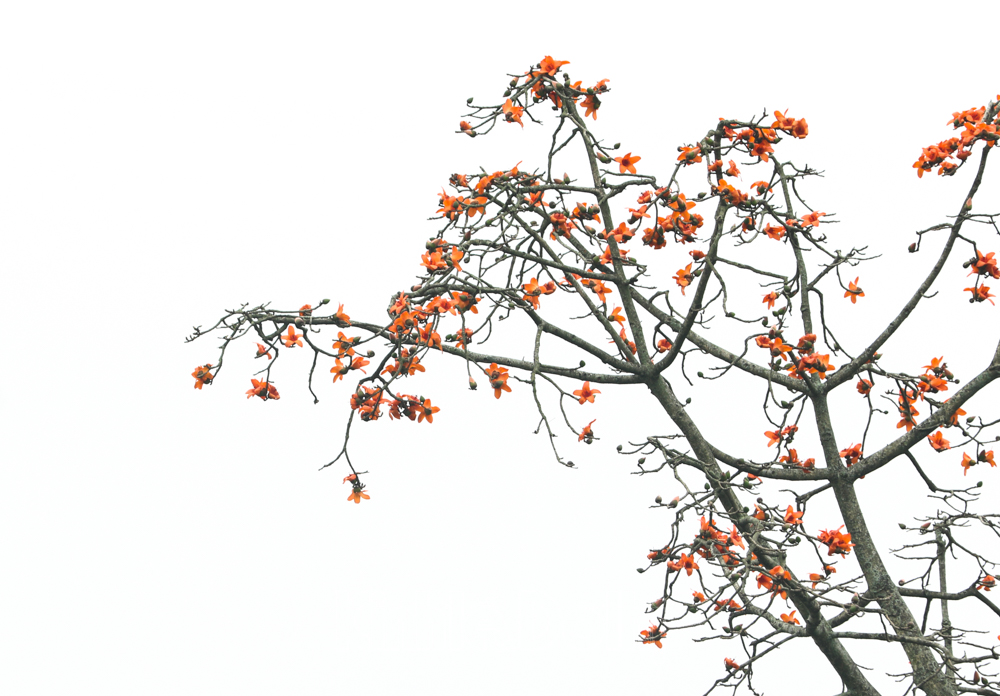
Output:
[{"xmin": 3, "ymin": 2, "xmax": 999, "ymax": 694}]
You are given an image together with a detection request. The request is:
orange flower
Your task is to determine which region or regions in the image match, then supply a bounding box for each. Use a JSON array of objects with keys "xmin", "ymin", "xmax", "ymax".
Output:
[
  {"xmin": 639, "ymin": 624, "xmax": 665, "ymax": 648},
  {"xmin": 579, "ymin": 419, "xmax": 596, "ymax": 443},
  {"xmin": 677, "ymin": 145, "xmax": 702, "ymax": 165},
  {"xmin": 191, "ymin": 364, "xmax": 214, "ymax": 389},
  {"xmin": 416, "ymin": 398, "xmax": 440, "ymax": 424},
  {"xmin": 763, "ymin": 223, "xmax": 785, "ymax": 241},
  {"xmin": 673, "ymin": 263, "xmax": 695, "ymax": 295},
  {"xmin": 964, "ymin": 284, "xmax": 996, "ymax": 305},
  {"xmin": 573, "ymin": 381, "xmax": 601, "ymax": 404},
  {"xmin": 762, "ymin": 291, "xmax": 779, "ymax": 309},
  {"xmin": 538, "ymin": 55, "xmax": 570, "ymax": 75},
  {"xmin": 977, "ymin": 575, "xmax": 996, "ymax": 591},
  {"xmin": 945, "ymin": 400, "xmax": 967, "ymax": 425},
  {"xmin": 334, "ymin": 304, "xmax": 351, "ymax": 325},
  {"xmin": 764, "ymin": 430, "xmax": 781, "ymax": 447},
  {"xmin": 969, "ymin": 250, "xmax": 1000, "ymax": 279},
  {"xmin": 459, "ymin": 120, "xmax": 474, "ymax": 136},
  {"xmin": 281, "ymin": 325, "xmax": 304, "ymax": 348},
  {"xmin": 451, "ymin": 291, "xmax": 480, "ymax": 314},
  {"xmin": 927, "ymin": 431, "xmax": 951, "ymax": 451},
  {"xmin": 856, "ymin": 379, "xmax": 872, "ymax": 395},
  {"xmin": 604, "ymin": 221, "xmax": 634, "ymax": 243},
  {"xmin": 614, "ymin": 152, "xmax": 641, "ymax": 174},
  {"xmin": 343, "ymin": 473, "xmax": 357, "ymax": 484},
  {"xmin": 783, "ymin": 505, "xmax": 804, "ymax": 525},
  {"xmin": 818, "ymin": 526, "xmax": 855, "ymax": 556},
  {"xmin": 801, "ymin": 211, "xmax": 825, "ymax": 227},
  {"xmin": 581, "ymin": 93, "xmax": 600, "ymax": 120},
  {"xmin": 255, "ymin": 343, "xmax": 272, "ymax": 360},
  {"xmin": 246, "ymin": 378, "xmax": 280, "ymax": 401},
  {"xmin": 502, "ymin": 98, "xmax": 524, "ymax": 128},
  {"xmin": 780, "ymin": 610, "xmax": 800, "ymax": 625},
  {"xmin": 961, "ymin": 451, "xmax": 996, "ymax": 476},
  {"xmin": 333, "ymin": 332, "xmax": 359, "ymax": 357},
  {"xmin": 656, "ymin": 338, "xmax": 673, "ymax": 353},
  {"xmin": 724, "ymin": 657, "xmax": 740, "ymax": 671},
  {"xmin": 487, "ymin": 362, "xmax": 512, "ymax": 399},
  {"xmin": 844, "ymin": 277, "xmax": 864, "ymax": 304},
  {"xmin": 839, "ymin": 443, "xmax": 862, "ymax": 466},
  {"xmin": 347, "ymin": 484, "xmax": 370, "ymax": 504},
  {"xmin": 677, "ymin": 552, "xmax": 699, "ymax": 576}
]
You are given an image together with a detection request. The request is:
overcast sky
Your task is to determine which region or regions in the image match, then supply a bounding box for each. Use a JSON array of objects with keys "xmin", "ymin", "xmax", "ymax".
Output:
[{"xmin": 3, "ymin": 2, "xmax": 999, "ymax": 694}]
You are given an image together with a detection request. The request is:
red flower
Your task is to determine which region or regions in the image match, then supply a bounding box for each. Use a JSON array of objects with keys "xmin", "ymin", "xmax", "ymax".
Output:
[{"xmin": 579, "ymin": 419, "xmax": 596, "ymax": 443}]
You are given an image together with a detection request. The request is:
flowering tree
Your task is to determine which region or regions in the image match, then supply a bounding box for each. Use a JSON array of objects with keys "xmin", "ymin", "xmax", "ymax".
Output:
[{"xmin": 188, "ymin": 57, "xmax": 1000, "ymax": 694}]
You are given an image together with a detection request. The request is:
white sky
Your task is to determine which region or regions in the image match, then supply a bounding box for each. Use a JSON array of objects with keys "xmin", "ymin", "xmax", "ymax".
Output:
[{"xmin": 3, "ymin": 2, "xmax": 998, "ymax": 694}]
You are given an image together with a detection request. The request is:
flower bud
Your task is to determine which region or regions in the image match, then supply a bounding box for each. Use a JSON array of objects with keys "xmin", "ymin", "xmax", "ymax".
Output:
[
  {"xmin": 908, "ymin": 243, "xmax": 917, "ymax": 253},
  {"xmin": 655, "ymin": 495, "xmax": 662, "ymax": 504}
]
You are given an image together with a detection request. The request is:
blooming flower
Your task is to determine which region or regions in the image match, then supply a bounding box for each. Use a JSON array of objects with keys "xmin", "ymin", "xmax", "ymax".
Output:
[
  {"xmin": 573, "ymin": 381, "xmax": 601, "ymax": 404},
  {"xmin": 191, "ymin": 364, "xmax": 214, "ymax": 389},
  {"xmin": 614, "ymin": 152, "xmax": 641, "ymax": 174},
  {"xmin": 246, "ymin": 379, "xmax": 280, "ymax": 401}
]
